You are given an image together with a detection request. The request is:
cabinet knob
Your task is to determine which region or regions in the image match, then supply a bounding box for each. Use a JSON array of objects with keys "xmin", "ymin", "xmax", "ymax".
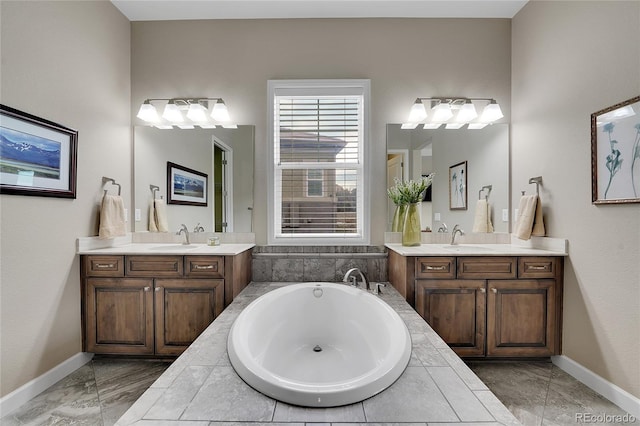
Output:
[
  {"xmin": 144, "ymin": 286, "xmax": 150, "ymax": 292},
  {"xmin": 479, "ymin": 288, "xmax": 486, "ymax": 293},
  {"xmin": 491, "ymin": 288, "xmax": 498, "ymax": 293},
  {"xmin": 155, "ymin": 287, "xmax": 162, "ymax": 292}
]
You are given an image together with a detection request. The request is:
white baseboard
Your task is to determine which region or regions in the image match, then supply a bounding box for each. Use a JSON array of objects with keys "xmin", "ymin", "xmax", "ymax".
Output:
[
  {"xmin": 0, "ymin": 352, "xmax": 94, "ymax": 418},
  {"xmin": 552, "ymin": 355, "xmax": 640, "ymax": 418}
]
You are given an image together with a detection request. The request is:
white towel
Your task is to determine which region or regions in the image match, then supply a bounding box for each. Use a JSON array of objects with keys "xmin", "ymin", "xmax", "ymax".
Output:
[
  {"xmin": 149, "ymin": 198, "xmax": 169, "ymax": 233},
  {"xmin": 99, "ymin": 194, "xmax": 126, "ymax": 239},
  {"xmin": 472, "ymin": 199, "xmax": 494, "ymax": 233},
  {"xmin": 514, "ymin": 195, "xmax": 545, "ymax": 240}
]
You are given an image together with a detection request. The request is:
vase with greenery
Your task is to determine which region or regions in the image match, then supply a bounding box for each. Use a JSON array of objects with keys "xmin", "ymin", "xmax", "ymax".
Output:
[
  {"xmin": 387, "ymin": 183, "xmax": 408, "ymax": 232},
  {"xmin": 397, "ymin": 174, "xmax": 434, "ymax": 246}
]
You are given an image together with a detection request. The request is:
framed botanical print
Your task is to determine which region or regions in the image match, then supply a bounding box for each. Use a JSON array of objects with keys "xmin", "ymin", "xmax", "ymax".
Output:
[
  {"xmin": 449, "ymin": 161, "xmax": 467, "ymax": 210},
  {"xmin": 591, "ymin": 95, "xmax": 640, "ymax": 204}
]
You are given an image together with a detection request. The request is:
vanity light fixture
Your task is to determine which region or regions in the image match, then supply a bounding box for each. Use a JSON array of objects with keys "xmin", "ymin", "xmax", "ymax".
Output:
[
  {"xmin": 136, "ymin": 97, "xmax": 235, "ymax": 129},
  {"xmin": 402, "ymin": 97, "xmax": 503, "ymax": 130}
]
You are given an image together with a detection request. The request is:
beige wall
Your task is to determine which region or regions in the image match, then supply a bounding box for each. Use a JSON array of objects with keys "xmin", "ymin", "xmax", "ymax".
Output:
[
  {"xmin": 0, "ymin": 1, "xmax": 131, "ymax": 397},
  {"xmin": 131, "ymin": 18, "xmax": 513, "ymax": 245},
  {"xmin": 512, "ymin": 1, "xmax": 640, "ymax": 398}
]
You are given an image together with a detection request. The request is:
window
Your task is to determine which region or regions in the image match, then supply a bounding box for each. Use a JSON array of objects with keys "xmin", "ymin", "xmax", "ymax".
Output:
[
  {"xmin": 268, "ymin": 80, "xmax": 370, "ymax": 245},
  {"xmin": 306, "ymin": 169, "xmax": 324, "ymax": 197}
]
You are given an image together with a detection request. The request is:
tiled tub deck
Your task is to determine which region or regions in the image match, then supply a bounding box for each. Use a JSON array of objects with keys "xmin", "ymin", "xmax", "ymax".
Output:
[{"xmin": 116, "ymin": 282, "xmax": 520, "ymax": 425}]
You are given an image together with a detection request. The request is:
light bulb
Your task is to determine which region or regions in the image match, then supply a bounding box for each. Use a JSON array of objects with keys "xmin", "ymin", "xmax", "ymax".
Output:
[
  {"xmin": 408, "ymin": 99, "xmax": 427, "ymax": 122},
  {"xmin": 186, "ymin": 102, "xmax": 208, "ymax": 122},
  {"xmin": 162, "ymin": 101, "xmax": 184, "ymax": 123},
  {"xmin": 136, "ymin": 100, "xmax": 159, "ymax": 123},
  {"xmin": 480, "ymin": 100, "xmax": 504, "ymax": 123},
  {"xmin": 211, "ymin": 99, "xmax": 230, "ymax": 122}
]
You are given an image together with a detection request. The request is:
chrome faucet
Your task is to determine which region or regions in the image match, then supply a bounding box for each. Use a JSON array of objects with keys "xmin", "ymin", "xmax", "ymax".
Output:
[
  {"xmin": 176, "ymin": 224, "xmax": 190, "ymax": 245},
  {"xmin": 193, "ymin": 223, "xmax": 205, "ymax": 233},
  {"xmin": 450, "ymin": 224, "xmax": 464, "ymax": 245},
  {"xmin": 437, "ymin": 222, "xmax": 448, "ymax": 233},
  {"xmin": 343, "ymin": 268, "xmax": 369, "ymax": 291}
]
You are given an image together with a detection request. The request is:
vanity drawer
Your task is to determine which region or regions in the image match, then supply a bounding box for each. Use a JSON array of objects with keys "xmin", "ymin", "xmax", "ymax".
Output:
[
  {"xmin": 125, "ymin": 256, "xmax": 183, "ymax": 277},
  {"xmin": 518, "ymin": 257, "xmax": 560, "ymax": 279},
  {"xmin": 457, "ymin": 257, "xmax": 517, "ymax": 279},
  {"xmin": 416, "ymin": 257, "xmax": 456, "ymax": 279},
  {"xmin": 185, "ymin": 256, "xmax": 224, "ymax": 278},
  {"xmin": 83, "ymin": 255, "xmax": 124, "ymax": 277}
]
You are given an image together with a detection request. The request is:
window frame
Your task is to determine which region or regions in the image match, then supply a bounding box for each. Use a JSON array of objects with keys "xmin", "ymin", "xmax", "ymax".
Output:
[{"xmin": 267, "ymin": 79, "xmax": 371, "ymax": 245}]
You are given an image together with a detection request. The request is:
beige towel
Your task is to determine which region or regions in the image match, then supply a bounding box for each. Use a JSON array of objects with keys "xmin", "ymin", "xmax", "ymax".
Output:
[
  {"xmin": 149, "ymin": 199, "xmax": 169, "ymax": 232},
  {"xmin": 99, "ymin": 194, "xmax": 126, "ymax": 239},
  {"xmin": 472, "ymin": 199, "xmax": 494, "ymax": 233},
  {"xmin": 514, "ymin": 195, "xmax": 545, "ymax": 240},
  {"xmin": 531, "ymin": 196, "xmax": 546, "ymax": 237}
]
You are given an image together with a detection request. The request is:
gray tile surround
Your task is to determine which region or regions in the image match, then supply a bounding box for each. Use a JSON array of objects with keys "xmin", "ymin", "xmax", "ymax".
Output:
[
  {"xmin": 252, "ymin": 246, "xmax": 388, "ymax": 282},
  {"xmin": 114, "ymin": 282, "xmax": 521, "ymax": 425},
  {"xmin": 2, "ymin": 287, "xmax": 637, "ymax": 426}
]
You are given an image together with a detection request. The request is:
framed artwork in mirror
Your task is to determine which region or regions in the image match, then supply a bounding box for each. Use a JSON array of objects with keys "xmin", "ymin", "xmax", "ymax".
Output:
[
  {"xmin": 591, "ymin": 95, "xmax": 640, "ymax": 204},
  {"xmin": 0, "ymin": 104, "xmax": 77, "ymax": 198},
  {"xmin": 449, "ymin": 161, "xmax": 467, "ymax": 210},
  {"xmin": 167, "ymin": 161, "xmax": 208, "ymax": 206}
]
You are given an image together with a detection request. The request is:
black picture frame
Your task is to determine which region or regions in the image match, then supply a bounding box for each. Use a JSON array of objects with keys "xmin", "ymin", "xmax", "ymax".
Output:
[
  {"xmin": 167, "ymin": 161, "xmax": 208, "ymax": 206},
  {"xmin": 0, "ymin": 104, "xmax": 77, "ymax": 198}
]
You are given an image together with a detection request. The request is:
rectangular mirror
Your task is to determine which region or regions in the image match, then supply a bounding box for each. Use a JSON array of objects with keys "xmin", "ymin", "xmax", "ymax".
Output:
[
  {"xmin": 387, "ymin": 123, "xmax": 509, "ymax": 233},
  {"xmin": 133, "ymin": 126, "xmax": 254, "ymax": 233}
]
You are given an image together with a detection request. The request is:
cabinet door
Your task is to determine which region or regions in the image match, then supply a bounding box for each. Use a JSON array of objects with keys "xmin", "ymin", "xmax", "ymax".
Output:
[
  {"xmin": 154, "ymin": 279, "xmax": 224, "ymax": 355},
  {"xmin": 415, "ymin": 280, "xmax": 486, "ymax": 357},
  {"xmin": 487, "ymin": 279, "xmax": 557, "ymax": 356},
  {"xmin": 86, "ymin": 278, "xmax": 154, "ymax": 354}
]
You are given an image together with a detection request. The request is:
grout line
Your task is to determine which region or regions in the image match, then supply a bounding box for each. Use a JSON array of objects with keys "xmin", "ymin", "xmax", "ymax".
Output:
[{"xmin": 539, "ymin": 363, "xmax": 555, "ymax": 426}]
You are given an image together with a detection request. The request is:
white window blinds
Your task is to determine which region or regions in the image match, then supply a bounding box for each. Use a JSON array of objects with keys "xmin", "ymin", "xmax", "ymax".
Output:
[{"xmin": 268, "ymin": 80, "xmax": 370, "ymax": 244}]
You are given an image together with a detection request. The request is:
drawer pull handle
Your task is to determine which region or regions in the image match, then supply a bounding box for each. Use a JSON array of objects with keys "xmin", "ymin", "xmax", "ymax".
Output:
[
  {"xmin": 95, "ymin": 263, "xmax": 115, "ymax": 269},
  {"xmin": 528, "ymin": 265, "xmax": 549, "ymax": 270},
  {"xmin": 425, "ymin": 265, "xmax": 447, "ymax": 271},
  {"xmin": 194, "ymin": 265, "xmax": 214, "ymax": 270}
]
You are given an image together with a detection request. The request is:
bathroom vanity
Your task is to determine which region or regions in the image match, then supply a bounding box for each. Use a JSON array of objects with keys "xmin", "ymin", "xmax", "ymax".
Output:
[
  {"xmin": 78, "ymin": 241, "xmax": 253, "ymax": 356},
  {"xmin": 386, "ymin": 238, "xmax": 567, "ymax": 358}
]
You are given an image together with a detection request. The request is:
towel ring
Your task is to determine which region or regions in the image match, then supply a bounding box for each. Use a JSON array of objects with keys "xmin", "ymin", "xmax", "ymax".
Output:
[
  {"xmin": 479, "ymin": 185, "xmax": 492, "ymax": 200},
  {"xmin": 529, "ymin": 176, "xmax": 542, "ymax": 195},
  {"xmin": 102, "ymin": 177, "xmax": 121, "ymax": 196}
]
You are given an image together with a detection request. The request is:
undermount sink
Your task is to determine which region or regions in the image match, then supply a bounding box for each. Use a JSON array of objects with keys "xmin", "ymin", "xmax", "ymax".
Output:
[
  {"xmin": 148, "ymin": 244, "xmax": 199, "ymax": 251},
  {"xmin": 441, "ymin": 244, "xmax": 495, "ymax": 253}
]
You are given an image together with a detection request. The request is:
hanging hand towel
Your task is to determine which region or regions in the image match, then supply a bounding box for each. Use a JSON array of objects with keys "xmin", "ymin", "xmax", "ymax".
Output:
[
  {"xmin": 513, "ymin": 195, "xmax": 537, "ymax": 240},
  {"xmin": 472, "ymin": 199, "xmax": 494, "ymax": 233},
  {"xmin": 99, "ymin": 194, "xmax": 126, "ymax": 239},
  {"xmin": 153, "ymin": 198, "xmax": 169, "ymax": 232},
  {"xmin": 149, "ymin": 199, "xmax": 169, "ymax": 232},
  {"xmin": 149, "ymin": 199, "xmax": 158, "ymax": 232},
  {"xmin": 531, "ymin": 195, "xmax": 546, "ymax": 237}
]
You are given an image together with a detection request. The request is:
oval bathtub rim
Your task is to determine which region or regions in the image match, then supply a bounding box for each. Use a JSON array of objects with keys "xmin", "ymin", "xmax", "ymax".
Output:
[{"xmin": 226, "ymin": 282, "xmax": 412, "ymax": 407}]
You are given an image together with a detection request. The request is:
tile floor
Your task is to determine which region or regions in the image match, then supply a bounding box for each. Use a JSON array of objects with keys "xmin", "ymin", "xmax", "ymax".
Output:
[{"xmin": 1, "ymin": 359, "xmax": 637, "ymax": 425}]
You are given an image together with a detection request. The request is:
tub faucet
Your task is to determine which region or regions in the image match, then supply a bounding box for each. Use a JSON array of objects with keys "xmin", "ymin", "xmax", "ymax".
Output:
[
  {"xmin": 450, "ymin": 224, "xmax": 464, "ymax": 245},
  {"xmin": 343, "ymin": 268, "xmax": 369, "ymax": 291},
  {"xmin": 176, "ymin": 224, "xmax": 190, "ymax": 245}
]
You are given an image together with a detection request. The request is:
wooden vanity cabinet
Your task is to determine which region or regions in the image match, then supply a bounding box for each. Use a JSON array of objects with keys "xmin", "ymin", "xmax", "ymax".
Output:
[
  {"xmin": 81, "ymin": 252, "xmax": 250, "ymax": 356},
  {"xmin": 410, "ymin": 255, "xmax": 563, "ymax": 358}
]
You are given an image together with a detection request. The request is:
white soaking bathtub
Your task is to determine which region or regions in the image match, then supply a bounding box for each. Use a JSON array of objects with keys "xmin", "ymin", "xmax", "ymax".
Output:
[{"xmin": 227, "ymin": 282, "xmax": 412, "ymax": 407}]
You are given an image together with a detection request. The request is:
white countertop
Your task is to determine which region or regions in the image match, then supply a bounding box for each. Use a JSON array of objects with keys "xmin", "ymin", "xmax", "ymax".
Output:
[
  {"xmin": 78, "ymin": 243, "xmax": 255, "ymax": 256},
  {"xmin": 385, "ymin": 242, "xmax": 568, "ymax": 256}
]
